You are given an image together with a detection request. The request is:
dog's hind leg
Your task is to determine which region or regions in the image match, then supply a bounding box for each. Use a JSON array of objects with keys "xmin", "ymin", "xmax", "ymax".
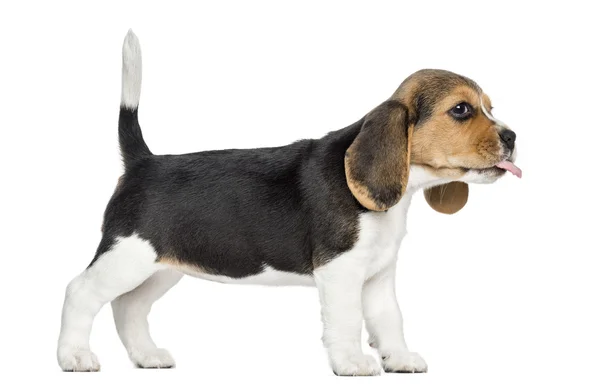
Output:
[
  {"xmin": 57, "ymin": 234, "xmax": 161, "ymax": 371},
  {"xmin": 111, "ymin": 269, "xmax": 183, "ymax": 368}
]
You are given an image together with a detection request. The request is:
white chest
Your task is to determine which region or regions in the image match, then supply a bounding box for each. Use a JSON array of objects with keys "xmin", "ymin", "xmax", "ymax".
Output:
[{"xmin": 355, "ymin": 194, "xmax": 413, "ymax": 279}]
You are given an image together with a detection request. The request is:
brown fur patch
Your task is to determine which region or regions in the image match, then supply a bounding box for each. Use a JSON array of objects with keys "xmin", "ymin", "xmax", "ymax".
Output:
[
  {"xmin": 157, "ymin": 256, "xmax": 213, "ymax": 276},
  {"xmin": 411, "ymin": 85, "xmax": 503, "ymax": 173}
]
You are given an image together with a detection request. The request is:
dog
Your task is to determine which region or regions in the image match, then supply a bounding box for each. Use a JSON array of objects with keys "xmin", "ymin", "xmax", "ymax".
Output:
[{"xmin": 57, "ymin": 30, "xmax": 521, "ymax": 375}]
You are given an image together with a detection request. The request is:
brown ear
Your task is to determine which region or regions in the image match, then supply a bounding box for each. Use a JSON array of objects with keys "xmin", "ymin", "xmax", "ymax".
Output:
[
  {"xmin": 345, "ymin": 100, "xmax": 411, "ymax": 211},
  {"xmin": 424, "ymin": 182, "xmax": 469, "ymax": 214}
]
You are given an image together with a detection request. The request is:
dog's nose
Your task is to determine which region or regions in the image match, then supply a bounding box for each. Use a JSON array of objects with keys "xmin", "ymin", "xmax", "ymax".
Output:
[{"xmin": 500, "ymin": 129, "xmax": 516, "ymax": 151}]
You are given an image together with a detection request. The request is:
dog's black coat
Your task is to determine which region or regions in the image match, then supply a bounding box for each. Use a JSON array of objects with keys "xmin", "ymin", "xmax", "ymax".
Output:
[{"xmin": 91, "ymin": 107, "xmax": 367, "ymax": 275}]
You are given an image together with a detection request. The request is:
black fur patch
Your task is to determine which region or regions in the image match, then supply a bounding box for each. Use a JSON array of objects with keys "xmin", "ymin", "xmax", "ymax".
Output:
[
  {"xmin": 90, "ymin": 113, "xmax": 365, "ymax": 275},
  {"xmin": 118, "ymin": 108, "xmax": 152, "ymax": 169}
]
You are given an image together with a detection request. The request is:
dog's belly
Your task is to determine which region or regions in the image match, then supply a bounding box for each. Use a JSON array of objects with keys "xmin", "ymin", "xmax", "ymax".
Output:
[
  {"xmin": 164, "ymin": 263, "xmax": 316, "ymax": 286},
  {"xmin": 160, "ymin": 196, "xmax": 411, "ymax": 286}
]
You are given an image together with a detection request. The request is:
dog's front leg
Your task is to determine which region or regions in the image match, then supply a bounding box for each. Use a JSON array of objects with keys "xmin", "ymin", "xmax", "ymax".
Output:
[
  {"xmin": 362, "ymin": 264, "xmax": 428, "ymax": 373},
  {"xmin": 313, "ymin": 254, "xmax": 381, "ymax": 376}
]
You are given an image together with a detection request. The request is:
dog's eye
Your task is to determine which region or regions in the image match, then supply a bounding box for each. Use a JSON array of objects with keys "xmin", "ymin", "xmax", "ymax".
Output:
[{"xmin": 449, "ymin": 102, "xmax": 472, "ymax": 119}]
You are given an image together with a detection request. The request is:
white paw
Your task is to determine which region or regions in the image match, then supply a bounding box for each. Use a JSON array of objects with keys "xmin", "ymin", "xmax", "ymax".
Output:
[
  {"xmin": 58, "ymin": 347, "xmax": 101, "ymax": 372},
  {"xmin": 382, "ymin": 351, "xmax": 428, "ymax": 373},
  {"xmin": 330, "ymin": 352, "xmax": 381, "ymax": 376},
  {"xmin": 130, "ymin": 348, "xmax": 176, "ymax": 369}
]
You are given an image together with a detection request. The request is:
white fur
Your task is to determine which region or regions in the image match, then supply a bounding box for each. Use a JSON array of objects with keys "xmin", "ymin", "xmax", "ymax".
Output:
[
  {"xmin": 480, "ymin": 96, "xmax": 509, "ymax": 129},
  {"xmin": 313, "ymin": 249, "xmax": 382, "ymax": 376},
  {"xmin": 362, "ymin": 266, "xmax": 428, "ymax": 372},
  {"xmin": 121, "ymin": 29, "xmax": 142, "ymax": 108},
  {"xmin": 57, "ymin": 239, "xmax": 311, "ymax": 371},
  {"xmin": 460, "ymin": 168, "xmax": 503, "ymax": 184},
  {"xmin": 57, "ymin": 234, "xmax": 161, "ymax": 371},
  {"xmin": 112, "ymin": 269, "xmax": 183, "ymax": 368},
  {"xmin": 313, "ymin": 166, "xmax": 444, "ymax": 375}
]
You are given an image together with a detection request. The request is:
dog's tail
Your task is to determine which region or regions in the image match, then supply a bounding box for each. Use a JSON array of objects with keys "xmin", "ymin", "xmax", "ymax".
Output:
[{"xmin": 119, "ymin": 29, "xmax": 152, "ymax": 169}]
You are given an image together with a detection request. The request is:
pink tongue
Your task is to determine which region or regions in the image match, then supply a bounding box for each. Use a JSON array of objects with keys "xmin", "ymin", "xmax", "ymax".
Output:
[{"xmin": 496, "ymin": 160, "xmax": 522, "ymax": 178}]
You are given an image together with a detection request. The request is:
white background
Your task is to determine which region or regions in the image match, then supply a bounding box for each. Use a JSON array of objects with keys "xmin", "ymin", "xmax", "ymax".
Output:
[{"xmin": 1, "ymin": 0, "xmax": 599, "ymax": 387}]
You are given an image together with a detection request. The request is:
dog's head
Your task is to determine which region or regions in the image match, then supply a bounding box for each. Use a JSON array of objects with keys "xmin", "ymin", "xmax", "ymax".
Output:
[{"xmin": 345, "ymin": 69, "xmax": 520, "ymax": 213}]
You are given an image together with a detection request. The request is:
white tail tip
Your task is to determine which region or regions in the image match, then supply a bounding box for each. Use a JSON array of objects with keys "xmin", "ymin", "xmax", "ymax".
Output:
[{"xmin": 121, "ymin": 29, "xmax": 142, "ymax": 109}]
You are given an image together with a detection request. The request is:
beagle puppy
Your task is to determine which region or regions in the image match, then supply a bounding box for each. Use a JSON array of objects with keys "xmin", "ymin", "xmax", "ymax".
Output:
[{"xmin": 57, "ymin": 30, "xmax": 521, "ymax": 375}]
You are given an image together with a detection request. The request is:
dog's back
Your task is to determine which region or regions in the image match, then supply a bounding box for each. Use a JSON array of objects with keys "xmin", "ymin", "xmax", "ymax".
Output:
[{"xmin": 101, "ymin": 144, "xmax": 315, "ymax": 276}]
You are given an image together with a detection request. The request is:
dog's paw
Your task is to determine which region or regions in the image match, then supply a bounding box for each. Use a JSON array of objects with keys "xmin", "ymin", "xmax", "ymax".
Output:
[
  {"xmin": 58, "ymin": 347, "xmax": 101, "ymax": 372},
  {"xmin": 382, "ymin": 351, "xmax": 428, "ymax": 373},
  {"xmin": 131, "ymin": 348, "xmax": 175, "ymax": 369},
  {"xmin": 330, "ymin": 352, "xmax": 381, "ymax": 376}
]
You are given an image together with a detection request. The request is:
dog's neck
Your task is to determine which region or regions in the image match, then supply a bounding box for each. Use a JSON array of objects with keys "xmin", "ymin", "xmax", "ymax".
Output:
[{"xmin": 379, "ymin": 166, "xmax": 451, "ymax": 218}]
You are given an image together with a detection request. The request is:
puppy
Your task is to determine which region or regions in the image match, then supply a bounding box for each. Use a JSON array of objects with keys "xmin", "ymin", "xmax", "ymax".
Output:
[{"xmin": 57, "ymin": 30, "xmax": 521, "ymax": 375}]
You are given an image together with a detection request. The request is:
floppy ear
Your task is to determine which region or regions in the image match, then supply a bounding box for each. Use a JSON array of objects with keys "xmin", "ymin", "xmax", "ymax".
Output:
[
  {"xmin": 345, "ymin": 100, "xmax": 411, "ymax": 211},
  {"xmin": 424, "ymin": 182, "xmax": 469, "ymax": 214}
]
